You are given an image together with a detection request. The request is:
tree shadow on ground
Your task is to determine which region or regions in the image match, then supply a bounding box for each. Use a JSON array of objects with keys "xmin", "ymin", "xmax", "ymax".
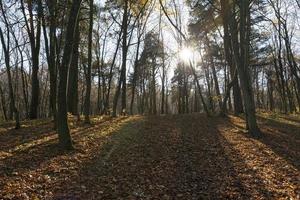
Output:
[
  {"xmin": 173, "ymin": 114, "xmax": 274, "ymax": 199},
  {"xmin": 0, "ymin": 116, "xmax": 133, "ymax": 199},
  {"xmin": 0, "ymin": 115, "xmax": 114, "ymax": 154},
  {"xmin": 0, "ymin": 116, "xmax": 127, "ymax": 198},
  {"xmin": 1, "ymin": 114, "xmax": 298, "ymax": 199},
  {"xmin": 276, "ymin": 114, "xmax": 300, "ymax": 124},
  {"xmin": 0, "ymin": 119, "xmax": 55, "ymax": 152},
  {"xmin": 52, "ymin": 117, "xmax": 144, "ymax": 199},
  {"xmin": 231, "ymin": 115, "xmax": 300, "ymax": 171},
  {"xmin": 52, "ymin": 114, "xmax": 276, "ymax": 199}
]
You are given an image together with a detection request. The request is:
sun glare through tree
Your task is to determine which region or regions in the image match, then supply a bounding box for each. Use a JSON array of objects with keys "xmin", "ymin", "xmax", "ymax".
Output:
[{"xmin": 179, "ymin": 47, "xmax": 194, "ymax": 62}]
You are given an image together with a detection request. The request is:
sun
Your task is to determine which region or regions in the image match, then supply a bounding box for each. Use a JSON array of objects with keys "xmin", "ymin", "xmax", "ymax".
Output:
[{"xmin": 179, "ymin": 47, "xmax": 194, "ymax": 63}]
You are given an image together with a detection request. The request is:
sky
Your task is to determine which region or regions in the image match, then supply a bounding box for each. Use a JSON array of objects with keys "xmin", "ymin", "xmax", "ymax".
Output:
[
  {"xmin": 96, "ymin": 0, "xmax": 300, "ymax": 83},
  {"xmin": 97, "ymin": 0, "xmax": 192, "ymax": 81},
  {"xmin": 0, "ymin": 0, "xmax": 299, "ymax": 84}
]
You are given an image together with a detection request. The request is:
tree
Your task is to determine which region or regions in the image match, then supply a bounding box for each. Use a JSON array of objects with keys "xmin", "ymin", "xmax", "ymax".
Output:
[
  {"xmin": 84, "ymin": 0, "xmax": 94, "ymax": 124},
  {"xmin": 43, "ymin": 0, "xmax": 58, "ymax": 127},
  {"xmin": 137, "ymin": 31, "xmax": 164, "ymax": 114},
  {"xmin": 112, "ymin": 0, "xmax": 129, "ymax": 117},
  {"xmin": 0, "ymin": 0, "xmax": 20, "ymax": 129},
  {"xmin": 224, "ymin": 0, "xmax": 261, "ymax": 136},
  {"xmin": 57, "ymin": 0, "xmax": 82, "ymax": 149},
  {"xmin": 67, "ymin": 23, "xmax": 80, "ymax": 118},
  {"xmin": 20, "ymin": 0, "xmax": 42, "ymax": 119}
]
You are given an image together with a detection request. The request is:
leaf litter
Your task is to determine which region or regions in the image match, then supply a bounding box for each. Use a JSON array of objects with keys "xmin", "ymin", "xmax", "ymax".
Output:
[{"xmin": 0, "ymin": 113, "xmax": 299, "ymax": 199}]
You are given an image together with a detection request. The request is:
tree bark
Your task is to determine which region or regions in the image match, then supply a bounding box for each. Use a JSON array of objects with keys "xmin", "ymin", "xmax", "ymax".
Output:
[
  {"xmin": 57, "ymin": 0, "xmax": 82, "ymax": 149},
  {"xmin": 130, "ymin": 29, "xmax": 141, "ymax": 115},
  {"xmin": 226, "ymin": 0, "xmax": 261, "ymax": 136},
  {"xmin": 112, "ymin": 0, "xmax": 129, "ymax": 117},
  {"xmin": 0, "ymin": 83, "xmax": 8, "ymax": 121},
  {"xmin": 20, "ymin": 0, "xmax": 42, "ymax": 119},
  {"xmin": 121, "ymin": 0, "xmax": 129, "ymax": 114},
  {"xmin": 104, "ymin": 29, "xmax": 122, "ymax": 114},
  {"xmin": 43, "ymin": 0, "xmax": 58, "ymax": 127},
  {"xmin": 84, "ymin": 0, "xmax": 94, "ymax": 123},
  {"xmin": 220, "ymin": 0, "xmax": 243, "ymax": 115},
  {"xmin": 0, "ymin": 1, "xmax": 20, "ymax": 129},
  {"xmin": 68, "ymin": 22, "xmax": 80, "ymax": 117}
]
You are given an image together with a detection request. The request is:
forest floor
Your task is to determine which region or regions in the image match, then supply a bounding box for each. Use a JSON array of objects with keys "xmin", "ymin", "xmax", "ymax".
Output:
[{"xmin": 0, "ymin": 112, "xmax": 299, "ymax": 199}]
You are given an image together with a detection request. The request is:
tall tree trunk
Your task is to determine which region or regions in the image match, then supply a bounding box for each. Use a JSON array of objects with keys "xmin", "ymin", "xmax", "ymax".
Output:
[
  {"xmin": 43, "ymin": 0, "xmax": 58, "ymax": 127},
  {"xmin": 104, "ymin": 30, "xmax": 122, "ymax": 114},
  {"xmin": 151, "ymin": 64, "xmax": 157, "ymax": 115},
  {"xmin": 277, "ymin": 36, "xmax": 288, "ymax": 113},
  {"xmin": 161, "ymin": 62, "xmax": 166, "ymax": 114},
  {"xmin": 0, "ymin": 35, "xmax": 20, "ymax": 129},
  {"xmin": 13, "ymin": 33, "xmax": 29, "ymax": 118},
  {"xmin": 211, "ymin": 62, "xmax": 222, "ymax": 110},
  {"xmin": 112, "ymin": 69, "xmax": 123, "ymax": 117},
  {"xmin": 190, "ymin": 62, "xmax": 210, "ymax": 116},
  {"xmin": 204, "ymin": 68, "xmax": 214, "ymax": 112},
  {"xmin": 57, "ymin": 0, "xmax": 82, "ymax": 149},
  {"xmin": 112, "ymin": 0, "xmax": 128, "ymax": 117},
  {"xmin": 121, "ymin": 0, "xmax": 129, "ymax": 114},
  {"xmin": 220, "ymin": 0, "xmax": 243, "ymax": 115},
  {"xmin": 228, "ymin": 0, "xmax": 261, "ymax": 136},
  {"xmin": 68, "ymin": 22, "xmax": 80, "ymax": 117},
  {"xmin": 232, "ymin": 74, "xmax": 244, "ymax": 114},
  {"xmin": 165, "ymin": 86, "xmax": 169, "ymax": 114},
  {"xmin": 20, "ymin": 0, "xmax": 42, "ymax": 119},
  {"xmin": 281, "ymin": 21, "xmax": 300, "ymax": 98},
  {"xmin": 159, "ymin": 8, "xmax": 166, "ymax": 115},
  {"xmin": 0, "ymin": 83, "xmax": 8, "ymax": 121},
  {"xmin": 220, "ymin": 69, "xmax": 238, "ymax": 116},
  {"xmin": 84, "ymin": 0, "xmax": 93, "ymax": 123},
  {"xmin": 0, "ymin": 1, "xmax": 20, "ymax": 129},
  {"xmin": 266, "ymin": 71, "xmax": 274, "ymax": 111},
  {"xmin": 130, "ymin": 31, "xmax": 141, "ymax": 115},
  {"xmin": 49, "ymin": 0, "xmax": 58, "ymax": 125},
  {"xmin": 205, "ymin": 36, "xmax": 222, "ymax": 110},
  {"xmin": 273, "ymin": 57, "xmax": 287, "ymax": 113}
]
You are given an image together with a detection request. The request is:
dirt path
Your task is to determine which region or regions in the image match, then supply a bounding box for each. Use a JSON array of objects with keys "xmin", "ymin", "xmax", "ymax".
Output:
[{"xmin": 0, "ymin": 114, "xmax": 299, "ymax": 199}]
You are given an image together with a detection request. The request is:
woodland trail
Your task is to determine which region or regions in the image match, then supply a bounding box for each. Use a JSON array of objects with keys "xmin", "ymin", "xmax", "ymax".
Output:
[{"xmin": 0, "ymin": 114, "xmax": 299, "ymax": 199}]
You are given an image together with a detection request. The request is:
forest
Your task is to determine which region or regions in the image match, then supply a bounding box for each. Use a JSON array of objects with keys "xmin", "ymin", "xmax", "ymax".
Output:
[{"xmin": 0, "ymin": 0, "xmax": 299, "ymax": 199}]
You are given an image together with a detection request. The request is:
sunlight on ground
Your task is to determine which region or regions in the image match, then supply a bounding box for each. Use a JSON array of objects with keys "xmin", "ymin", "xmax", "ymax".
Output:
[
  {"xmin": 1, "ymin": 116, "xmax": 141, "ymax": 199},
  {"xmin": 0, "ymin": 135, "xmax": 57, "ymax": 160},
  {"xmin": 218, "ymin": 125, "xmax": 299, "ymax": 197},
  {"xmin": 0, "ymin": 116, "xmax": 134, "ymax": 161},
  {"xmin": 216, "ymin": 115, "xmax": 300, "ymax": 198},
  {"xmin": 0, "ymin": 114, "xmax": 299, "ymax": 199},
  {"xmin": 258, "ymin": 112, "xmax": 300, "ymax": 127}
]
